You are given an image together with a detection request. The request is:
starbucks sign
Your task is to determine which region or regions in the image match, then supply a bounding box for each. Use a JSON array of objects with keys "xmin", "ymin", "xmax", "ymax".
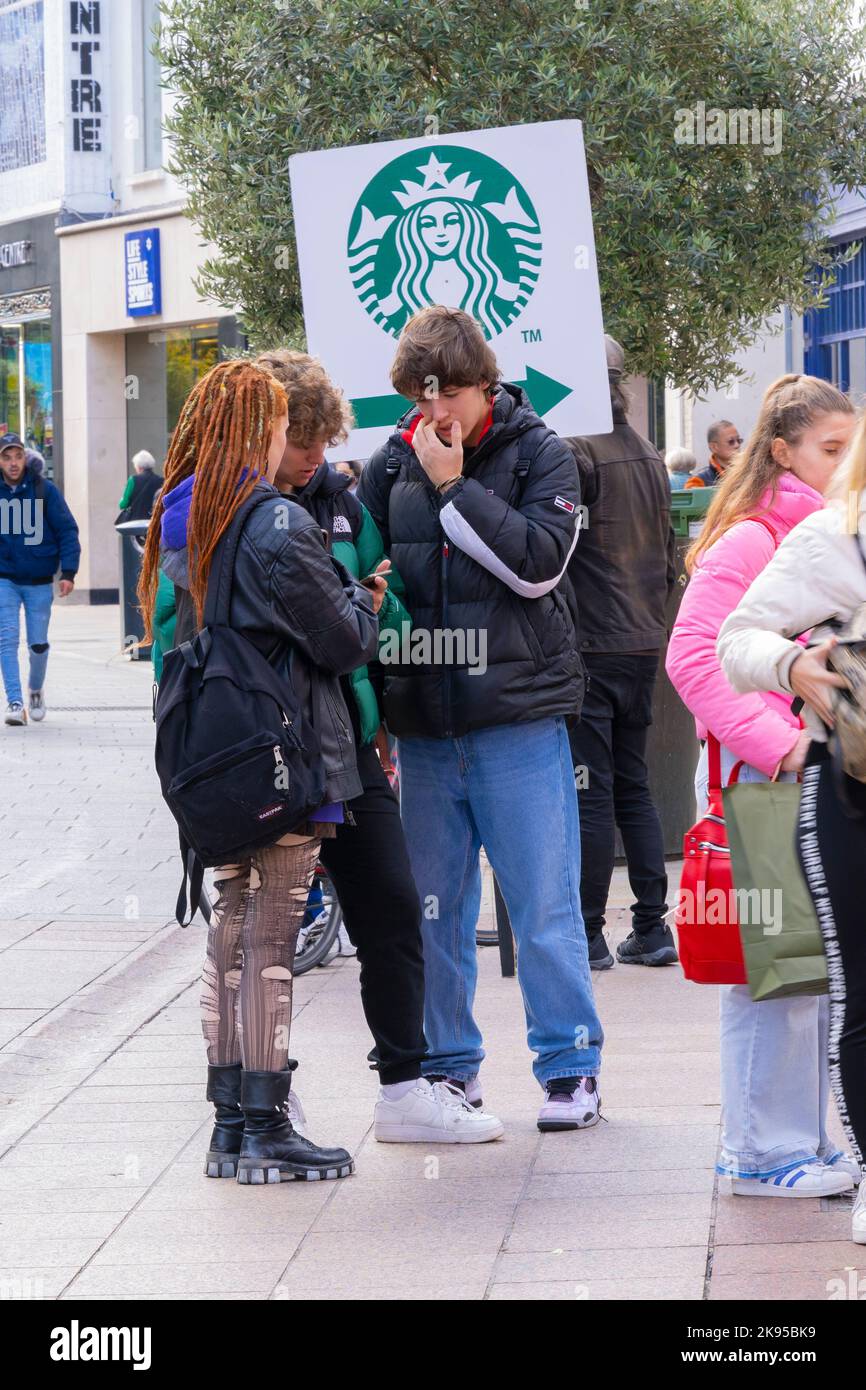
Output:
[
  {"xmin": 348, "ymin": 148, "xmax": 541, "ymax": 341},
  {"xmin": 290, "ymin": 121, "xmax": 610, "ymax": 460}
]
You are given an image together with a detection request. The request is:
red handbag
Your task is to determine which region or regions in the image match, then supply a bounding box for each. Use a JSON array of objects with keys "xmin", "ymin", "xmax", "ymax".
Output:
[{"xmin": 674, "ymin": 734, "xmax": 748, "ymax": 985}]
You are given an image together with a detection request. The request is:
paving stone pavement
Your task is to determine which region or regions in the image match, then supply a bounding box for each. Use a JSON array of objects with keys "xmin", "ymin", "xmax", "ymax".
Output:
[{"xmin": 0, "ymin": 605, "xmax": 856, "ymax": 1301}]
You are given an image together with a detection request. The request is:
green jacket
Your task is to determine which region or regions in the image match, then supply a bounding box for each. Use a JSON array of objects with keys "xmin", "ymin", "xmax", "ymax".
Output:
[{"xmin": 291, "ymin": 463, "xmax": 411, "ymax": 745}]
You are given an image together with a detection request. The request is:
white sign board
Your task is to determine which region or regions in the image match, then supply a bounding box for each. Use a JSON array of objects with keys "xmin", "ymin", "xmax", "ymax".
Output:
[{"xmin": 289, "ymin": 120, "xmax": 611, "ymax": 461}]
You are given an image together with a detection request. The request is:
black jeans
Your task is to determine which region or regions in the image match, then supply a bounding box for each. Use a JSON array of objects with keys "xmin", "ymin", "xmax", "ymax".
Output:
[
  {"xmin": 319, "ymin": 743, "xmax": 428, "ymax": 1085},
  {"xmin": 798, "ymin": 743, "xmax": 866, "ymax": 1169},
  {"xmin": 568, "ymin": 653, "xmax": 668, "ymax": 938}
]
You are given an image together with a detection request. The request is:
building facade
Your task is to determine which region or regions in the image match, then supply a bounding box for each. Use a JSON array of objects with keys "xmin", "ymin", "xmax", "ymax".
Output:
[{"xmin": 45, "ymin": 0, "xmax": 242, "ymax": 603}]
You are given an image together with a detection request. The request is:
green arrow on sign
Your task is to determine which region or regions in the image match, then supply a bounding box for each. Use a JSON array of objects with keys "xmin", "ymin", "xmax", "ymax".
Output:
[
  {"xmin": 349, "ymin": 393, "xmax": 413, "ymax": 430},
  {"xmin": 513, "ymin": 366, "xmax": 572, "ymax": 417},
  {"xmin": 349, "ymin": 368, "xmax": 572, "ymax": 431}
]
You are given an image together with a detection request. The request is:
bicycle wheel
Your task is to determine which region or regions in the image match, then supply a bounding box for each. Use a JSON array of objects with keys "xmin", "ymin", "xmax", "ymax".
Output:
[{"xmin": 293, "ymin": 867, "xmax": 343, "ymax": 974}]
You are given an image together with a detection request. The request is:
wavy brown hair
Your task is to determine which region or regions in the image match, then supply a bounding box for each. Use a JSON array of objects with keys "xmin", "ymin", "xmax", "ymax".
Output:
[
  {"xmin": 137, "ymin": 360, "xmax": 287, "ymax": 639},
  {"xmin": 254, "ymin": 349, "xmax": 352, "ymax": 447},
  {"xmin": 685, "ymin": 374, "xmax": 854, "ymax": 574}
]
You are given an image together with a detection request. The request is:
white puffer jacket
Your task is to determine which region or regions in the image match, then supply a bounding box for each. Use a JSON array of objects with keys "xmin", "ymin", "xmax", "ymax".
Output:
[{"xmin": 717, "ymin": 498, "xmax": 866, "ymax": 744}]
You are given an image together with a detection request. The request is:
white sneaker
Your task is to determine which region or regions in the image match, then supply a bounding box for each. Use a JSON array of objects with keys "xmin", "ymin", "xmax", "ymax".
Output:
[
  {"xmin": 427, "ymin": 1074, "xmax": 484, "ymax": 1109},
  {"xmin": 28, "ymin": 689, "xmax": 45, "ymax": 722},
  {"xmin": 852, "ymin": 1186, "xmax": 866, "ymax": 1243},
  {"xmin": 731, "ymin": 1161, "xmax": 853, "ymax": 1198},
  {"xmin": 374, "ymin": 1079, "xmax": 504, "ymax": 1144},
  {"xmin": 4, "ymin": 701, "xmax": 26, "ymax": 726},
  {"xmin": 822, "ymin": 1151, "xmax": 862, "ymax": 1184},
  {"xmin": 537, "ymin": 1076, "xmax": 601, "ymax": 1132}
]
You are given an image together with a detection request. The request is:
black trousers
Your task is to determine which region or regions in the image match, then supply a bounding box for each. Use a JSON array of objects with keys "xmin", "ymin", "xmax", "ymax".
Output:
[
  {"xmin": 798, "ymin": 743, "xmax": 866, "ymax": 1169},
  {"xmin": 568, "ymin": 652, "xmax": 668, "ymax": 938},
  {"xmin": 319, "ymin": 743, "xmax": 428, "ymax": 1085}
]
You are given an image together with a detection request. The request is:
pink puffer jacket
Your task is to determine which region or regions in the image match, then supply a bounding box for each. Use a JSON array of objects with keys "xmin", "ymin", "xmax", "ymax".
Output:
[{"xmin": 666, "ymin": 472, "xmax": 822, "ymax": 775}]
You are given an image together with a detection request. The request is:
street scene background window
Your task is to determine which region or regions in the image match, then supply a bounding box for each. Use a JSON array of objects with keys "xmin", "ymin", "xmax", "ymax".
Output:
[{"xmin": 0, "ymin": 0, "xmax": 46, "ymax": 173}]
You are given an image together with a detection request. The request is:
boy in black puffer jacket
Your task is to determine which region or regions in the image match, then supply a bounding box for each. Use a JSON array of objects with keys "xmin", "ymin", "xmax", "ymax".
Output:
[{"xmin": 358, "ymin": 307, "xmax": 603, "ymax": 1134}]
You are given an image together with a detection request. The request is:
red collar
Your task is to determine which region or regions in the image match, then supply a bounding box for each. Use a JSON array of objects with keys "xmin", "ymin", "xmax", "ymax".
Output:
[{"xmin": 401, "ymin": 405, "xmax": 494, "ymax": 448}]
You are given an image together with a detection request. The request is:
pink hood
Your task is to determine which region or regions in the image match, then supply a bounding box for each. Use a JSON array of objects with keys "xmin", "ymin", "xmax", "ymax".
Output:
[{"xmin": 666, "ymin": 472, "xmax": 822, "ymax": 776}]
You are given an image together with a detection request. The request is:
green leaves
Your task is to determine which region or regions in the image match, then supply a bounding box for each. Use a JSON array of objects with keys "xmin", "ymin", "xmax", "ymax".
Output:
[{"xmin": 158, "ymin": 0, "xmax": 866, "ymax": 391}]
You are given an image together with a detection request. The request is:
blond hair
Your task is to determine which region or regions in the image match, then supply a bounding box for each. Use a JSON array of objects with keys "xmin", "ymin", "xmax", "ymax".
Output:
[{"xmin": 686, "ymin": 374, "xmax": 854, "ymax": 574}]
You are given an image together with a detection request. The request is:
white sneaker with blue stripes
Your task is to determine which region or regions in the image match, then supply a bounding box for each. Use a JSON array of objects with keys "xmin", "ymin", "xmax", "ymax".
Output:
[{"xmin": 731, "ymin": 1161, "xmax": 854, "ymax": 1197}]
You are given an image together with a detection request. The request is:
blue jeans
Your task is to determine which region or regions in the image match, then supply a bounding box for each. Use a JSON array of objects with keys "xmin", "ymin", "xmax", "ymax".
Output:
[
  {"xmin": 398, "ymin": 716, "xmax": 603, "ymax": 1087},
  {"xmin": 0, "ymin": 579, "xmax": 53, "ymax": 705},
  {"xmin": 696, "ymin": 743, "xmax": 835, "ymax": 1177}
]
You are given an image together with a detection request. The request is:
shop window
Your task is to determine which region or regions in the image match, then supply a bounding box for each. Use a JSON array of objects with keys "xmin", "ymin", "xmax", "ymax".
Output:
[
  {"xmin": 139, "ymin": 0, "xmax": 163, "ymax": 171},
  {"xmin": 126, "ymin": 322, "xmax": 219, "ymax": 470},
  {"xmin": 0, "ymin": 315, "xmax": 53, "ymax": 473}
]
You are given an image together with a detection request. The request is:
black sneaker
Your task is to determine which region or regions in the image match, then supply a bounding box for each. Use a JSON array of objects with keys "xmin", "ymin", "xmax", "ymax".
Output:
[
  {"xmin": 616, "ymin": 924, "xmax": 678, "ymax": 967},
  {"xmin": 586, "ymin": 931, "xmax": 614, "ymax": 971}
]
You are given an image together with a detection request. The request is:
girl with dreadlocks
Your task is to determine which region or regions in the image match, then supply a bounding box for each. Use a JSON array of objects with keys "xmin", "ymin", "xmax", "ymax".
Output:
[{"xmin": 139, "ymin": 360, "xmax": 379, "ymax": 1184}]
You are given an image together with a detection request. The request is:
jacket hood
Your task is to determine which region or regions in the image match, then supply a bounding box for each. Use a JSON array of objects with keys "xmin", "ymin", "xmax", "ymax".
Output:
[
  {"xmin": 161, "ymin": 474, "xmax": 194, "ymax": 549},
  {"xmin": 756, "ymin": 471, "xmax": 824, "ymax": 536},
  {"xmin": 0, "ymin": 462, "xmax": 43, "ymax": 494}
]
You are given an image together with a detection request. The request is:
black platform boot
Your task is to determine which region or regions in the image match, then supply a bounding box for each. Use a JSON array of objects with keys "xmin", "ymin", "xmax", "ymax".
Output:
[
  {"xmin": 236, "ymin": 1069, "xmax": 354, "ymax": 1184},
  {"xmin": 204, "ymin": 1062, "xmax": 245, "ymax": 1179}
]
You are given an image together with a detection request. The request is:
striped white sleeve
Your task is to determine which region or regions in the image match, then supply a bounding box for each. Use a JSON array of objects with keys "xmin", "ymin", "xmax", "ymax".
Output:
[{"xmin": 439, "ymin": 499, "xmax": 581, "ymax": 598}]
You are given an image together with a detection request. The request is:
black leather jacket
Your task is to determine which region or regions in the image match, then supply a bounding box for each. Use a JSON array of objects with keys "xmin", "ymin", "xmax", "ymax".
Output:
[
  {"xmin": 164, "ymin": 484, "xmax": 378, "ymax": 803},
  {"xmin": 566, "ymin": 410, "xmax": 677, "ymax": 654}
]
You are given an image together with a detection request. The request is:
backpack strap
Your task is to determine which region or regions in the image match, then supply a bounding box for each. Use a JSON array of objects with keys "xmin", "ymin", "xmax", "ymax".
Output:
[
  {"xmin": 203, "ymin": 489, "xmax": 273, "ymax": 629},
  {"xmin": 744, "ymin": 514, "xmax": 778, "ymax": 546},
  {"xmin": 175, "ymin": 829, "xmax": 212, "ymax": 928},
  {"xmin": 707, "ymin": 733, "xmax": 744, "ymax": 792}
]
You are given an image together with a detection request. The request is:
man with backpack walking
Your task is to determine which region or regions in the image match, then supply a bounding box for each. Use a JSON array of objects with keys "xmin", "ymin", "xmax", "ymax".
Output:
[{"xmin": 0, "ymin": 432, "xmax": 80, "ymax": 726}]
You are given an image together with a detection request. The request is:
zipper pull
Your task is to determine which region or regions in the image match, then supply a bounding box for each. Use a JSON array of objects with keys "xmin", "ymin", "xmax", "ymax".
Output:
[
  {"xmin": 273, "ymin": 745, "xmax": 285, "ymax": 767},
  {"xmin": 443, "ymin": 541, "xmax": 449, "ymax": 558}
]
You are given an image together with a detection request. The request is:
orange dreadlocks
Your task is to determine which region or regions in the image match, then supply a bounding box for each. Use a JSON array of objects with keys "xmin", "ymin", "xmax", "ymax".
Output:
[{"xmin": 138, "ymin": 360, "xmax": 287, "ymax": 641}]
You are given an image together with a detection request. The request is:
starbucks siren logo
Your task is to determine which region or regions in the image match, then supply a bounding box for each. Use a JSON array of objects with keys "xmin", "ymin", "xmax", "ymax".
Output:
[{"xmin": 348, "ymin": 146, "xmax": 542, "ymax": 340}]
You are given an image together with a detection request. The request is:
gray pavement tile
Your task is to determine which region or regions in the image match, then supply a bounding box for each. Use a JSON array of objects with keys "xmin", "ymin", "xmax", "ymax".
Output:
[
  {"xmin": 0, "ymin": 1268, "xmax": 80, "ymax": 1298},
  {"xmin": 0, "ymin": 1188, "xmax": 148, "ymax": 1214},
  {"xmin": 496, "ymin": 1245, "xmax": 709, "ymax": 1282},
  {"xmin": 66, "ymin": 1262, "xmax": 291, "ymax": 1296},
  {"xmin": 525, "ymin": 1169, "xmax": 717, "ymax": 1200},
  {"xmin": 488, "ymin": 1277, "xmax": 705, "ymax": 1300},
  {"xmin": 0, "ymin": 1010, "xmax": 45, "ymax": 1045},
  {"xmin": 709, "ymin": 1270, "xmax": 866, "ymax": 1300},
  {"xmin": 712, "ymin": 1239, "xmax": 866, "ymax": 1275}
]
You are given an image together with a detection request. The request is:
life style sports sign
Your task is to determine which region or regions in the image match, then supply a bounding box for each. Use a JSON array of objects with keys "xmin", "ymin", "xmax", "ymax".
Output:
[{"xmin": 289, "ymin": 120, "xmax": 611, "ymax": 461}]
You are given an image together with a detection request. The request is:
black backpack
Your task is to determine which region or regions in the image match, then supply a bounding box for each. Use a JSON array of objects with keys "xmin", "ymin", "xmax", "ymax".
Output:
[{"xmin": 154, "ymin": 492, "xmax": 326, "ymax": 926}]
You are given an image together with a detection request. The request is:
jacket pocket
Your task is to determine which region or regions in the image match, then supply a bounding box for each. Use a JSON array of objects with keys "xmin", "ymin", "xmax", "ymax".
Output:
[{"xmin": 512, "ymin": 596, "xmax": 545, "ymax": 668}]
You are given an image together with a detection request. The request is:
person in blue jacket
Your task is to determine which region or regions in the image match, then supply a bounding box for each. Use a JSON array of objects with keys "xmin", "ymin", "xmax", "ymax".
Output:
[{"xmin": 0, "ymin": 432, "xmax": 80, "ymax": 725}]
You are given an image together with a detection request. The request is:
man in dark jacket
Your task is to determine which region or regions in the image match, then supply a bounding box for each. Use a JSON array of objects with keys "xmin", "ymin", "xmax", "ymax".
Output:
[
  {"xmin": 566, "ymin": 337, "xmax": 677, "ymax": 969},
  {"xmin": 0, "ymin": 432, "xmax": 80, "ymax": 725},
  {"xmin": 359, "ymin": 306, "xmax": 603, "ymax": 1135}
]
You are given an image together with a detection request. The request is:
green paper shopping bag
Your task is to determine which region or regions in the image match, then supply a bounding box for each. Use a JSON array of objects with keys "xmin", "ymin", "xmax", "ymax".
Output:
[{"xmin": 722, "ymin": 779, "xmax": 828, "ymax": 1001}]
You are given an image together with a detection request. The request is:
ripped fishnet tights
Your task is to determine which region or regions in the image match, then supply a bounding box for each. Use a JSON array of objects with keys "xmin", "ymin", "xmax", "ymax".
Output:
[{"xmin": 200, "ymin": 839, "xmax": 320, "ymax": 1072}]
